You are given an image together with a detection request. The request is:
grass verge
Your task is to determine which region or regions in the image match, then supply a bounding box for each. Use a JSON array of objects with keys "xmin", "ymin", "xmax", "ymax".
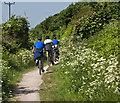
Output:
[{"xmin": 39, "ymin": 64, "xmax": 80, "ymax": 101}]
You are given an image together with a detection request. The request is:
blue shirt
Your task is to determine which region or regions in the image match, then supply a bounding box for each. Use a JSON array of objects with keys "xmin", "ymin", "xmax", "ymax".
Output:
[
  {"xmin": 34, "ymin": 41, "xmax": 44, "ymax": 49},
  {"xmin": 53, "ymin": 39, "xmax": 59, "ymax": 45}
]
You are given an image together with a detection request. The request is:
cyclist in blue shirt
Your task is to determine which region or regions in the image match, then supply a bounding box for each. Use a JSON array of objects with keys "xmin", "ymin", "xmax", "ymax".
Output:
[
  {"xmin": 53, "ymin": 36, "xmax": 59, "ymax": 46},
  {"xmin": 33, "ymin": 37, "xmax": 45, "ymax": 72},
  {"xmin": 52, "ymin": 36, "xmax": 59, "ymax": 61}
]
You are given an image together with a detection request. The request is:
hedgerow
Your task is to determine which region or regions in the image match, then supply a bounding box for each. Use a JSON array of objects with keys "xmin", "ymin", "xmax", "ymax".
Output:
[
  {"xmin": 2, "ymin": 16, "xmax": 34, "ymax": 102},
  {"xmin": 59, "ymin": 35, "xmax": 119, "ymax": 100}
]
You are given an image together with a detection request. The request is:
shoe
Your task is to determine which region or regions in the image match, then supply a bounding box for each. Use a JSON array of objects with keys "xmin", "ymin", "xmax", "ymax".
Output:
[
  {"xmin": 52, "ymin": 62, "xmax": 55, "ymax": 65},
  {"xmin": 42, "ymin": 69, "xmax": 45, "ymax": 73}
]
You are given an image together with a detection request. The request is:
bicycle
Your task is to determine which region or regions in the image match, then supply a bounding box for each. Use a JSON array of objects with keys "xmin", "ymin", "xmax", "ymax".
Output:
[
  {"xmin": 46, "ymin": 50, "xmax": 54, "ymax": 66},
  {"xmin": 36, "ymin": 56, "xmax": 43, "ymax": 75},
  {"xmin": 53, "ymin": 45, "xmax": 59, "ymax": 62}
]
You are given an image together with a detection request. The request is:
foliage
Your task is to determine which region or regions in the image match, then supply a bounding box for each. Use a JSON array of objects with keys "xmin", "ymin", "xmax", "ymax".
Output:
[
  {"xmin": 2, "ymin": 16, "xmax": 35, "ymax": 102},
  {"xmin": 56, "ymin": 13, "xmax": 119, "ymax": 100},
  {"xmin": 30, "ymin": 2, "xmax": 119, "ymax": 41},
  {"xmin": 85, "ymin": 20, "xmax": 119, "ymax": 58},
  {"xmin": 59, "ymin": 37, "xmax": 119, "ymax": 101},
  {"xmin": 72, "ymin": 2, "xmax": 119, "ymax": 39},
  {"xmin": 2, "ymin": 1, "xmax": 120, "ymax": 102},
  {"xmin": 2, "ymin": 49, "xmax": 34, "ymax": 102},
  {"xmin": 30, "ymin": 2, "xmax": 90, "ymax": 40},
  {"xmin": 2, "ymin": 15, "xmax": 30, "ymax": 54},
  {"xmin": 36, "ymin": 2, "xmax": 119, "ymax": 100}
]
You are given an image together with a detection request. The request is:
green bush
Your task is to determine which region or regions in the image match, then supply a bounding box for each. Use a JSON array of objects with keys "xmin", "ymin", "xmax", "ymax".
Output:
[
  {"xmin": 2, "ymin": 15, "xmax": 30, "ymax": 54},
  {"xmin": 73, "ymin": 2, "xmax": 119, "ymax": 39},
  {"xmin": 85, "ymin": 20, "xmax": 119, "ymax": 58}
]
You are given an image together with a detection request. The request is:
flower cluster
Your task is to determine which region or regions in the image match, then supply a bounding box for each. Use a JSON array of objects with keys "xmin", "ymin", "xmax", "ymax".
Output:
[
  {"xmin": 59, "ymin": 37, "xmax": 119, "ymax": 100},
  {"xmin": 17, "ymin": 49, "xmax": 34, "ymax": 65}
]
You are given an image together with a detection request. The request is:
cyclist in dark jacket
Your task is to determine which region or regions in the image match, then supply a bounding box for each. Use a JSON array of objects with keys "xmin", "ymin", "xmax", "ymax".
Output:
[{"xmin": 44, "ymin": 36, "xmax": 54, "ymax": 65}]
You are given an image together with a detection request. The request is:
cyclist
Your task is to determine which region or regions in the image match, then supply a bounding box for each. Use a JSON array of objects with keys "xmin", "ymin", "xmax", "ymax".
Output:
[
  {"xmin": 44, "ymin": 36, "xmax": 55, "ymax": 65},
  {"xmin": 52, "ymin": 36, "xmax": 59, "ymax": 60},
  {"xmin": 33, "ymin": 37, "xmax": 45, "ymax": 72},
  {"xmin": 52, "ymin": 36, "xmax": 59, "ymax": 50}
]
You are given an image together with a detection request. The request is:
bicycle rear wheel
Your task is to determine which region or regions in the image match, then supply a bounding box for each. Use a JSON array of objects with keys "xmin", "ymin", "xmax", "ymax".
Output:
[
  {"xmin": 38, "ymin": 60, "xmax": 42, "ymax": 75},
  {"xmin": 54, "ymin": 51, "xmax": 57, "ymax": 62},
  {"xmin": 47, "ymin": 51, "xmax": 51, "ymax": 67}
]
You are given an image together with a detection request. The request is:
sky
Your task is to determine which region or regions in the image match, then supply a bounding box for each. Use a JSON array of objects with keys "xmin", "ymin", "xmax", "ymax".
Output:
[{"xmin": 1, "ymin": 1, "xmax": 73, "ymax": 28}]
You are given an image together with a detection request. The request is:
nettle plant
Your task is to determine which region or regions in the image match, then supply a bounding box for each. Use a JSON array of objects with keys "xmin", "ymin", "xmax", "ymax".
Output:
[{"xmin": 59, "ymin": 37, "xmax": 119, "ymax": 100}]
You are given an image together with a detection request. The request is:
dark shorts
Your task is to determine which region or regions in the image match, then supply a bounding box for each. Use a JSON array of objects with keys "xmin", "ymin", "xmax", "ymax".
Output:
[
  {"xmin": 45, "ymin": 43, "xmax": 52, "ymax": 51},
  {"xmin": 34, "ymin": 48, "xmax": 43, "ymax": 61}
]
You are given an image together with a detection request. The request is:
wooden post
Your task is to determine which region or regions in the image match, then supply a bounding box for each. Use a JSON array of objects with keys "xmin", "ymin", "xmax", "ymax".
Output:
[{"xmin": 4, "ymin": 2, "xmax": 15, "ymax": 19}]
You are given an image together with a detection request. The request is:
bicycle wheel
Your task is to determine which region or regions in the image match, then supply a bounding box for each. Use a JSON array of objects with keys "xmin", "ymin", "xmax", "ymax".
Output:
[
  {"xmin": 47, "ymin": 51, "xmax": 50, "ymax": 67},
  {"xmin": 54, "ymin": 51, "xmax": 56, "ymax": 62},
  {"xmin": 56, "ymin": 52, "xmax": 59, "ymax": 61},
  {"xmin": 38, "ymin": 60, "xmax": 42, "ymax": 75}
]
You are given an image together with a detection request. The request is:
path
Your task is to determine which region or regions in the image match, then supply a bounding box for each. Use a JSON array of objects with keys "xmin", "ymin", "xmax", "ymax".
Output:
[{"xmin": 11, "ymin": 65, "xmax": 49, "ymax": 101}]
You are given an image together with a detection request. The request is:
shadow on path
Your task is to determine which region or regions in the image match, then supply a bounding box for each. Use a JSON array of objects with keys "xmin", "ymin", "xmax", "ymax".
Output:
[
  {"xmin": 15, "ymin": 86, "xmax": 39, "ymax": 95},
  {"xmin": 44, "ymin": 71, "xmax": 53, "ymax": 74}
]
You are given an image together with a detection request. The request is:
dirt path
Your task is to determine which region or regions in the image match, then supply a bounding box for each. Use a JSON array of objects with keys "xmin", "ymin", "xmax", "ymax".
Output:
[{"xmin": 11, "ymin": 65, "xmax": 49, "ymax": 101}]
